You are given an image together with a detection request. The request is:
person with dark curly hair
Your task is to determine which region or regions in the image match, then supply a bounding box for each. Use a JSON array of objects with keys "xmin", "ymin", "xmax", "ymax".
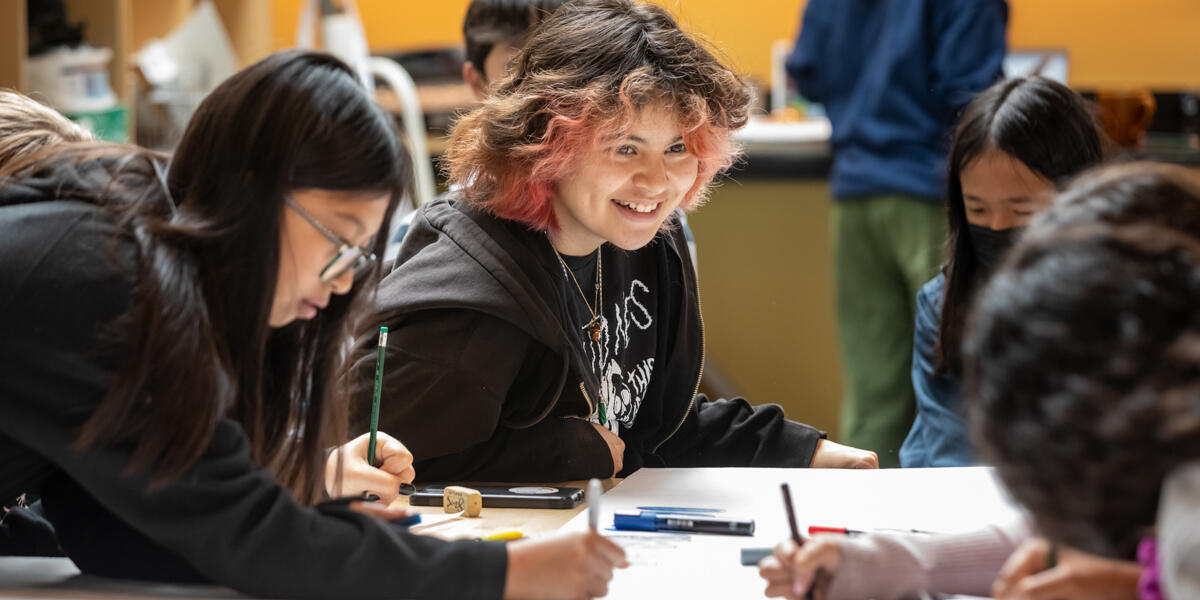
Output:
[
  {"xmin": 966, "ymin": 162, "xmax": 1200, "ymax": 590},
  {"xmin": 759, "ymin": 162, "xmax": 1200, "ymax": 600},
  {"xmin": 351, "ymin": 0, "xmax": 878, "ymax": 483}
]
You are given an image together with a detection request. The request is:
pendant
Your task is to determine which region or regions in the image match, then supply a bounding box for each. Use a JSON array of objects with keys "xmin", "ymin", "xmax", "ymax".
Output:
[
  {"xmin": 588, "ymin": 319, "xmax": 602, "ymax": 341},
  {"xmin": 585, "ymin": 315, "xmax": 606, "ymax": 341}
]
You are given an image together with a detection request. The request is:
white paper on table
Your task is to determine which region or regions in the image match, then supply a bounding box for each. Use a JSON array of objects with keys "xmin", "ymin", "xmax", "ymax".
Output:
[{"xmin": 562, "ymin": 467, "xmax": 1023, "ymax": 599}]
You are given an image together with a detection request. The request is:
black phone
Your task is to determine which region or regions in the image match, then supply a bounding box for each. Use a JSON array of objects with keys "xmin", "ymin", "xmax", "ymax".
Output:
[{"xmin": 409, "ymin": 485, "xmax": 584, "ymax": 509}]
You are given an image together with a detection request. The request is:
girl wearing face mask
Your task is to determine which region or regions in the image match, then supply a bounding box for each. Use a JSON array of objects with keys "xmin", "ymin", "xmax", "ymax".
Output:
[
  {"xmin": 898, "ymin": 76, "xmax": 1106, "ymax": 468},
  {"xmin": 0, "ymin": 50, "xmax": 624, "ymax": 599}
]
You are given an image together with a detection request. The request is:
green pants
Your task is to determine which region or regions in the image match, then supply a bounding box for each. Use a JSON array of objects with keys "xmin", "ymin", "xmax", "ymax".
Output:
[{"xmin": 833, "ymin": 195, "xmax": 945, "ymax": 467}]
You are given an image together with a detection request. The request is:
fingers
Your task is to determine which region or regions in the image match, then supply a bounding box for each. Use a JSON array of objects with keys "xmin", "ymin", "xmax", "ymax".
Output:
[
  {"xmin": 994, "ymin": 538, "xmax": 1051, "ymax": 598},
  {"xmin": 758, "ymin": 556, "xmax": 786, "ymax": 579},
  {"xmin": 591, "ymin": 423, "xmax": 624, "ymax": 476},
  {"xmin": 788, "ymin": 537, "xmax": 842, "ymax": 597},
  {"xmin": 998, "ymin": 548, "xmax": 1142, "ymax": 600},
  {"xmin": 760, "ymin": 555, "xmax": 802, "ymax": 600},
  {"xmin": 855, "ymin": 451, "xmax": 879, "ymax": 469},
  {"xmin": 591, "ymin": 531, "xmax": 630, "ymax": 568},
  {"xmin": 378, "ymin": 455, "xmax": 416, "ymax": 484},
  {"xmin": 329, "ymin": 431, "xmax": 416, "ymax": 499},
  {"xmin": 809, "ymin": 439, "xmax": 880, "ymax": 469},
  {"xmin": 345, "ymin": 462, "xmax": 405, "ymax": 503},
  {"xmin": 762, "ymin": 581, "xmax": 800, "ymax": 599},
  {"xmin": 760, "ymin": 538, "xmax": 842, "ymax": 599},
  {"xmin": 374, "ymin": 433, "xmax": 415, "ymax": 470},
  {"xmin": 1005, "ymin": 567, "xmax": 1087, "ymax": 600},
  {"xmin": 588, "ymin": 551, "xmax": 616, "ymax": 586},
  {"xmin": 772, "ymin": 539, "xmax": 798, "ymax": 563},
  {"xmin": 585, "ymin": 567, "xmax": 611, "ymax": 599},
  {"xmin": 581, "ymin": 533, "xmax": 619, "ymax": 599}
]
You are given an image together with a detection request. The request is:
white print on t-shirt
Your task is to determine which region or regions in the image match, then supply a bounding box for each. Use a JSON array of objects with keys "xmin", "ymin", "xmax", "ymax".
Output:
[{"xmin": 586, "ymin": 279, "xmax": 655, "ymax": 435}]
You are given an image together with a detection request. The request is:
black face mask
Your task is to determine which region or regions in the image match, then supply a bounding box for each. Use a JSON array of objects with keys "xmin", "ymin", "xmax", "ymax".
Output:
[{"xmin": 967, "ymin": 224, "xmax": 1025, "ymax": 274}]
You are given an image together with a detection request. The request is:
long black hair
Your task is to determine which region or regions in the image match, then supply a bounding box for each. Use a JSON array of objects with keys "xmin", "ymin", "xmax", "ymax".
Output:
[
  {"xmin": 3, "ymin": 50, "xmax": 407, "ymax": 502},
  {"xmin": 936, "ymin": 76, "xmax": 1105, "ymax": 374}
]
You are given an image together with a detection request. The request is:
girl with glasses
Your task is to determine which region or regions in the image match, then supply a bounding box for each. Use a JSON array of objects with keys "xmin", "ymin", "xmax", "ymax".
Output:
[{"xmin": 0, "ymin": 50, "xmax": 623, "ymax": 599}]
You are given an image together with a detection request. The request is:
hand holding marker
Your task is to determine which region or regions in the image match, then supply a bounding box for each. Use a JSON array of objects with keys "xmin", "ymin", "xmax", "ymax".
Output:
[{"xmin": 782, "ymin": 483, "xmax": 831, "ymax": 600}]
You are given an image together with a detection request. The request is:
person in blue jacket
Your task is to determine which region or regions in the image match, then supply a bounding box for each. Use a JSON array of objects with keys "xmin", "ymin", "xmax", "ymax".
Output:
[
  {"xmin": 787, "ymin": 0, "xmax": 1008, "ymax": 466},
  {"xmin": 900, "ymin": 76, "xmax": 1105, "ymax": 467}
]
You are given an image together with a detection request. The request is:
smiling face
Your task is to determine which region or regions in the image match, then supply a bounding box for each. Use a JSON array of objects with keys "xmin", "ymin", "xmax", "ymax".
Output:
[
  {"xmin": 960, "ymin": 150, "xmax": 1056, "ymax": 230},
  {"xmin": 269, "ymin": 188, "xmax": 390, "ymax": 327},
  {"xmin": 548, "ymin": 102, "xmax": 700, "ymax": 255}
]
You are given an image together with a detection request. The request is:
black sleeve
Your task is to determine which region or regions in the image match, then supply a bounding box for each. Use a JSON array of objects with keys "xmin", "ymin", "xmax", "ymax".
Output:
[
  {"xmin": 350, "ymin": 309, "xmax": 615, "ymax": 482},
  {"xmin": 656, "ymin": 394, "xmax": 826, "ymax": 468},
  {"xmin": 0, "ymin": 209, "xmax": 507, "ymax": 599}
]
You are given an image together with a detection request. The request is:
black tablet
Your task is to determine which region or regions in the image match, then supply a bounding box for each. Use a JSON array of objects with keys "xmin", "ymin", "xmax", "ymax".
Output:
[{"xmin": 409, "ymin": 485, "xmax": 584, "ymax": 509}]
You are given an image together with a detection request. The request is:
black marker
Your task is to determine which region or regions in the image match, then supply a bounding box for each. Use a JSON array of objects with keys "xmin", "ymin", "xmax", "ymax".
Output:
[{"xmin": 782, "ymin": 483, "xmax": 830, "ymax": 600}]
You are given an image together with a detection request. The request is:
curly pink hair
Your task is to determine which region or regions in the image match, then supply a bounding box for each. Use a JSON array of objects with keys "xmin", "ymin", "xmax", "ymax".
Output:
[{"xmin": 444, "ymin": 0, "xmax": 749, "ymax": 231}]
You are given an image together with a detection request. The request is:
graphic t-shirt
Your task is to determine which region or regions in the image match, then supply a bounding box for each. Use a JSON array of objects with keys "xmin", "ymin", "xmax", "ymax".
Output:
[{"xmin": 557, "ymin": 243, "xmax": 663, "ymax": 436}]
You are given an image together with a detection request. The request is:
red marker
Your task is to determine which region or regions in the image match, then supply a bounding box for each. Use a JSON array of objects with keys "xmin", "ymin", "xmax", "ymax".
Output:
[{"xmin": 808, "ymin": 525, "xmax": 935, "ymax": 536}]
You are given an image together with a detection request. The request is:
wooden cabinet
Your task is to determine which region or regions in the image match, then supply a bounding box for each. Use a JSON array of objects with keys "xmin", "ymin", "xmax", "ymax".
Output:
[{"xmin": 0, "ymin": 0, "xmax": 271, "ymax": 141}]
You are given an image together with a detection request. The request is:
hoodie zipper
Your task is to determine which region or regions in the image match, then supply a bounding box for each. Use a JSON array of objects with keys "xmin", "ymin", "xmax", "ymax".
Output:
[
  {"xmin": 579, "ymin": 381, "xmax": 594, "ymax": 416},
  {"xmin": 652, "ymin": 279, "xmax": 705, "ymax": 454}
]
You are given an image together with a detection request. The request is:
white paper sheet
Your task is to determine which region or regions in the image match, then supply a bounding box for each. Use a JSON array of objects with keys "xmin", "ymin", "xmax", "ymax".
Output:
[{"xmin": 562, "ymin": 467, "xmax": 1023, "ymax": 599}]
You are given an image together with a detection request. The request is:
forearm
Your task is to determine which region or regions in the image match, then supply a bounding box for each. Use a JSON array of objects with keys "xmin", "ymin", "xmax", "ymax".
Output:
[
  {"xmin": 662, "ymin": 396, "xmax": 824, "ymax": 468},
  {"xmin": 830, "ymin": 519, "xmax": 1031, "ymax": 600},
  {"xmin": 7, "ymin": 412, "xmax": 508, "ymax": 598}
]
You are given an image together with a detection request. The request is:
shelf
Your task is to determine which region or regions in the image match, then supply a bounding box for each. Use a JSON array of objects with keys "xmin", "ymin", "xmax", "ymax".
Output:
[{"xmin": 0, "ymin": 0, "xmax": 271, "ymax": 143}]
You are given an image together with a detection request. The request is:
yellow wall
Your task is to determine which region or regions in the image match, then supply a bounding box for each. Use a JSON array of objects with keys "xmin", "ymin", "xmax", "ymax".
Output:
[
  {"xmin": 271, "ymin": 0, "xmax": 1200, "ymax": 89},
  {"xmin": 268, "ymin": 0, "xmax": 798, "ymax": 84},
  {"xmin": 1008, "ymin": 0, "xmax": 1200, "ymax": 89},
  {"xmin": 270, "ymin": 1, "xmax": 472, "ymax": 53}
]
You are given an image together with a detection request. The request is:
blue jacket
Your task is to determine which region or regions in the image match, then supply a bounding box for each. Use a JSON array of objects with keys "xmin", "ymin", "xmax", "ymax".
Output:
[
  {"xmin": 899, "ymin": 273, "xmax": 974, "ymax": 467},
  {"xmin": 787, "ymin": 0, "xmax": 1008, "ymax": 201}
]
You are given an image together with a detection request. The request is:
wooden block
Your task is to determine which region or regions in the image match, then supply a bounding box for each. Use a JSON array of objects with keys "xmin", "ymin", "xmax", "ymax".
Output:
[{"xmin": 443, "ymin": 486, "xmax": 482, "ymax": 517}]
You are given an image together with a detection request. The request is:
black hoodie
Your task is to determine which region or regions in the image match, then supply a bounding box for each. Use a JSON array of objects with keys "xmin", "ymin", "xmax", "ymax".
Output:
[
  {"xmin": 0, "ymin": 183, "xmax": 507, "ymax": 598},
  {"xmin": 351, "ymin": 197, "xmax": 824, "ymax": 482}
]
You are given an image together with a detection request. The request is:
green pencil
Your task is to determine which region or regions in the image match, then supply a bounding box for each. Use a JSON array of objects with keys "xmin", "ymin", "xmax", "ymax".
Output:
[{"xmin": 368, "ymin": 326, "xmax": 387, "ymax": 468}]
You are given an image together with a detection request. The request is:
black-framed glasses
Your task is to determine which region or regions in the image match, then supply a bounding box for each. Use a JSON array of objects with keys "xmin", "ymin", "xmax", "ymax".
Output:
[{"xmin": 285, "ymin": 196, "xmax": 377, "ymax": 283}]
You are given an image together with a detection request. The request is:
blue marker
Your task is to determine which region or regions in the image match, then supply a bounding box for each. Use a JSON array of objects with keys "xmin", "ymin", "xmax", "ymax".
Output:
[
  {"xmin": 613, "ymin": 511, "xmax": 754, "ymax": 536},
  {"xmin": 636, "ymin": 506, "xmax": 723, "ymax": 514}
]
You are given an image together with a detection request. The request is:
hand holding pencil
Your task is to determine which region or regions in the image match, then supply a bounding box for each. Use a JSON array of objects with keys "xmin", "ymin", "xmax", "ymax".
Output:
[
  {"xmin": 324, "ymin": 430, "xmax": 415, "ymax": 502},
  {"xmin": 325, "ymin": 325, "xmax": 415, "ymax": 503}
]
